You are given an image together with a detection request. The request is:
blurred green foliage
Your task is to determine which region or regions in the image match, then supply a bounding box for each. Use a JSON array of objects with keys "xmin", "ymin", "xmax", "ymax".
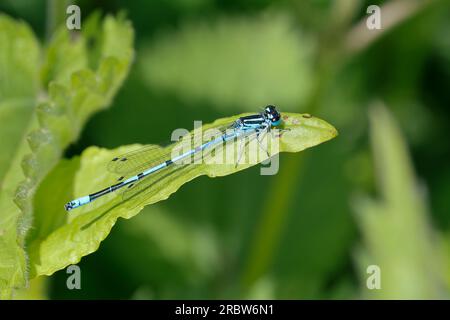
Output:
[
  {"xmin": 0, "ymin": 0, "xmax": 449, "ymax": 299},
  {"xmin": 355, "ymin": 103, "xmax": 449, "ymax": 299},
  {"xmin": 141, "ymin": 13, "xmax": 313, "ymax": 110}
]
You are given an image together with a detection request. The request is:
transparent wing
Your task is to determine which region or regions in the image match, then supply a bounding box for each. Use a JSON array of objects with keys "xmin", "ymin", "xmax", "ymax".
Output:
[
  {"xmin": 120, "ymin": 127, "xmax": 273, "ymax": 209},
  {"xmin": 121, "ymin": 164, "xmax": 195, "ymax": 209},
  {"xmin": 107, "ymin": 145, "xmax": 172, "ymax": 178},
  {"xmin": 114, "ymin": 129, "xmax": 278, "ymax": 211},
  {"xmin": 107, "ymin": 122, "xmax": 234, "ymax": 178}
]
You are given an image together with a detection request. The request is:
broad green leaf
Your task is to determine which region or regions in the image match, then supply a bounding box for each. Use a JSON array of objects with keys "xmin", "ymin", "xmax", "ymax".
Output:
[
  {"xmin": 27, "ymin": 159, "xmax": 80, "ymax": 251},
  {"xmin": 0, "ymin": 15, "xmax": 40, "ymax": 184},
  {"xmin": 40, "ymin": 27, "xmax": 87, "ymax": 87},
  {"xmin": 0, "ymin": 14, "xmax": 134, "ymax": 298},
  {"xmin": 28, "ymin": 113, "xmax": 337, "ymax": 277},
  {"xmin": 12, "ymin": 277, "xmax": 48, "ymax": 300},
  {"xmin": 0, "ymin": 16, "xmax": 39, "ymax": 103},
  {"xmin": 0, "ymin": 14, "xmax": 40, "ymax": 299},
  {"xmin": 353, "ymin": 104, "xmax": 449, "ymax": 299},
  {"xmin": 141, "ymin": 13, "xmax": 313, "ymax": 111}
]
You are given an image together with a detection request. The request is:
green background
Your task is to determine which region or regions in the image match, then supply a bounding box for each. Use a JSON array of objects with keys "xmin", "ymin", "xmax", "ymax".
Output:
[{"xmin": 1, "ymin": 0, "xmax": 450, "ymax": 299}]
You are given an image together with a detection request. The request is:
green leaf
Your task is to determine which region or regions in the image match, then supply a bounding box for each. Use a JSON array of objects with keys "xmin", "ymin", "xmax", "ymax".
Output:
[
  {"xmin": 12, "ymin": 276, "xmax": 48, "ymax": 300},
  {"xmin": 0, "ymin": 16, "xmax": 40, "ymax": 184},
  {"xmin": 141, "ymin": 13, "xmax": 313, "ymax": 111},
  {"xmin": 40, "ymin": 27, "xmax": 88, "ymax": 87},
  {"xmin": 353, "ymin": 103, "xmax": 449, "ymax": 299},
  {"xmin": 0, "ymin": 14, "xmax": 41, "ymax": 299},
  {"xmin": 0, "ymin": 14, "xmax": 134, "ymax": 298},
  {"xmin": 0, "ymin": 16, "xmax": 40, "ymax": 103},
  {"xmin": 27, "ymin": 112, "xmax": 337, "ymax": 277}
]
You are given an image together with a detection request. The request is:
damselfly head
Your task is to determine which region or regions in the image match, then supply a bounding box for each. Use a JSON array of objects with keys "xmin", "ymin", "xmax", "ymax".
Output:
[{"xmin": 264, "ymin": 105, "xmax": 281, "ymax": 127}]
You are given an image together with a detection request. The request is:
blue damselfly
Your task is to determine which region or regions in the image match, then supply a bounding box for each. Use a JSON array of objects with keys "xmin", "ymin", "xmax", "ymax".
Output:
[{"xmin": 64, "ymin": 105, "xmax": 284, "ymax": 211}]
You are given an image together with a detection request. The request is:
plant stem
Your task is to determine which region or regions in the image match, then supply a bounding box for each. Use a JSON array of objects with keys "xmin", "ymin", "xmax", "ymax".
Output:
[{"xmin": 241, "ymin": 154, "xmax": 306, "ymax": 288}]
